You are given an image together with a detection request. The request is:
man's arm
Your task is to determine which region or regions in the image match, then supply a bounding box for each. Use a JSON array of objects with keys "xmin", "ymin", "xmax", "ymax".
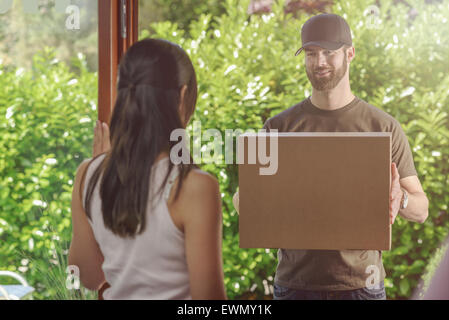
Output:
[
  {"xmin": 398, "ymin": 175, "xmax": 429, "ymax": 223},
  {"xmin": 390, "ymin": 162, "xmax": 429, "ymax": 224}
]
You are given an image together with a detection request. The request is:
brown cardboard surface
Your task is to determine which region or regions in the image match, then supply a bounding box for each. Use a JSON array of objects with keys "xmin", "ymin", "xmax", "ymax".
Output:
[{"xmin": 238, "ymin": 132, "xmax": 391, "ymax": 250}]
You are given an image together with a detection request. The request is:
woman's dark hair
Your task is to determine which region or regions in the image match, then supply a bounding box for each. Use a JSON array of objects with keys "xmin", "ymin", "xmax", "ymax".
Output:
[{"xmin": 84, "ymin": 38, "xmax": 197, "ymax": 238}]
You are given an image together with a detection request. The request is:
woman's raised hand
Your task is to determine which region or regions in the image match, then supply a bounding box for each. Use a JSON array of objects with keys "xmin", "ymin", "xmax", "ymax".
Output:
[{"xmin": 93, "ymin": 120, "xmax": 111, "ymax": 158}]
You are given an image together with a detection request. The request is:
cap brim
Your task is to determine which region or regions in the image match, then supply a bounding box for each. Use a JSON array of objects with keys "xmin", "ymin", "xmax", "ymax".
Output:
[{"xmin": 295, "ymin": 41, "xmax": 344, "ymax": 56}]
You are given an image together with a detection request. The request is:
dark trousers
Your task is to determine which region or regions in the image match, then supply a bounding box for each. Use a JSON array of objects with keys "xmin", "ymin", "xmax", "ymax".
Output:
[{"xmin": 273, "ymin": 281, "xmax": 387, "ymax": 300}]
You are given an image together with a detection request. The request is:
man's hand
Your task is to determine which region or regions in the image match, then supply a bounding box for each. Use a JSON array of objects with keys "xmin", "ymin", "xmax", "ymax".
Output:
[
  {"xmin": 390, "ymin": 162, "xmax": 403, "ymax": 225},
  {"xmin": 93, "ymin": 120, "xmax": 111, "ymax": 158}
]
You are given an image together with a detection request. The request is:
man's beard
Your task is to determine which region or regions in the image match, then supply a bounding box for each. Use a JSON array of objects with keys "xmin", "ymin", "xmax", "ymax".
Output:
[{"xmin": 306, "ymin": 55, "xmax": 348, "ymax": 91}]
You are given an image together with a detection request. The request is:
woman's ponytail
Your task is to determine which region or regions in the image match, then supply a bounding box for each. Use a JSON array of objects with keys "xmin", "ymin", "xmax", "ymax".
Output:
[{"xmin": 84, "ymin": 39, "xmax": 198, "ymax": 238}]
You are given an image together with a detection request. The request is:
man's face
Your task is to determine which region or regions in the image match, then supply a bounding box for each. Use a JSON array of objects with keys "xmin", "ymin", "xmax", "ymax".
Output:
[{"xmin": 304, "ymin": 45, "xmax": 348, "ymax": 91}]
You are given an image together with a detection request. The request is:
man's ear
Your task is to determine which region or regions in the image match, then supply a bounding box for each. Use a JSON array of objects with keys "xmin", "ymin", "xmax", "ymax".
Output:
[
  {"xmin": 178, "ymin": 85, "xmax": 188, "ymax": 126},
  {"xmin": 347, "ymin": 46, "xmax": 355, "ymax": 63}
]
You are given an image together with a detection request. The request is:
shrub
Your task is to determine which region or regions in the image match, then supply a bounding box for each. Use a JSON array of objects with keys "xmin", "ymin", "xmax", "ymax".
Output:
[{"xmin": 0, "ymin": 51, "xmax": 97, "ymax": 299}]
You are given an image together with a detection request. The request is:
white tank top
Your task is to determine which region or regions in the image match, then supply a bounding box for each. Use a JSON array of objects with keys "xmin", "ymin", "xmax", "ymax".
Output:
[{"xmin": 82, "ymin": 154, "xmax": 191, "ymax": 300}]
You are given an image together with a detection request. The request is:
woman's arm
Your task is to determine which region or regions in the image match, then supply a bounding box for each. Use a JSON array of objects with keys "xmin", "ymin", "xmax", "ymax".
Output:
[
  {"xmin": 68, "ymin": 120, "xmax": 109, "ymax": 290},
  {"xmin": 170, "ymin": 170, "xmax": 227, "ymax": 300},
  {"xmin": 68, "ymin": 159, "xmax": 106, "ymax": 291}
]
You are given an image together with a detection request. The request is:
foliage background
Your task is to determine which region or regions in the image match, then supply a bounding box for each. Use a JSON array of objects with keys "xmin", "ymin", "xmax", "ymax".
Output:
[
  {"xmin": 0, "ymin": 0, "xmax": 98, "ymax": 72},
  {"xmin": 1, "ymin": 0, "xmax": 448, "ymax": 299}
]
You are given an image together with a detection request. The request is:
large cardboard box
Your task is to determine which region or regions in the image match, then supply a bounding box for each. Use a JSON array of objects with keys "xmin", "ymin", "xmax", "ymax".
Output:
[{"xmin": 238, "ymin": 132, "xmax": 391, "ymax": 250}]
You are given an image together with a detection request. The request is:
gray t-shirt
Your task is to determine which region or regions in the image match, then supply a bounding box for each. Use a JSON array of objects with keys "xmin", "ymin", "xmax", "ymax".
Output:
[{"xmin": 264, "ymin": 95, "xmax": 417, "ymax": 290}]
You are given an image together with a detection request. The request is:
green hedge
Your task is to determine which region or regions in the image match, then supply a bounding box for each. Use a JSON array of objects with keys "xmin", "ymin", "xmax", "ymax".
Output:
[
  {"xmin": 1, "ymin": 0, "xmax": 448, "ymax": 299},
  {"xmin": 0, "ymin": 51, "xmax": 97, "ymax": 299}
]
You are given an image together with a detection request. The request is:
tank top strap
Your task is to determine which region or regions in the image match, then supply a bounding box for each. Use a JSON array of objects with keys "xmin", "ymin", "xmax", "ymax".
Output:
[{"xmin": 163, "ymin": 163, "xmax": 180, "ymax": 201}]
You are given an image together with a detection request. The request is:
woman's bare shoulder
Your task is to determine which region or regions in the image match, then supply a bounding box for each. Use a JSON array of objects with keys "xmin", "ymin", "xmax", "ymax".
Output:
[
  {"xmin": 170, "ymin": 168, "xmax": 219, "ymax": 212},
  {"xmin": 182, "ymin": 168, "xmax": 219, "ymax": 193},
  {"xmin": 168, "ymin": 167, "xmax": 221, "ymax": 232}
]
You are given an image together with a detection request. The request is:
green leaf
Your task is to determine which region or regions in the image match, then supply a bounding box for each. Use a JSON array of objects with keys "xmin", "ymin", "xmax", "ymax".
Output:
[{"xmin": 399, "ymin": 279, "xmax": 410, "ymax": 296}]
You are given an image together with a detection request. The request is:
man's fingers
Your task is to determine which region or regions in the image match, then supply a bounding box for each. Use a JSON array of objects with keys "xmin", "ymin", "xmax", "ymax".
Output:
[
  {"xmin": 390, "ymin": 163, "xmax": 401, "ymax": 202},
  {"xmin": 392, "ymin": 162, "xmax": 400, "ymax": 181},
  {"xmin": 390, "ymin": 199, "xmax": 400, "ymax": 224},
  {"xmin": 391, "ymin": 162, "xmax": 397, "ymax": 179}
]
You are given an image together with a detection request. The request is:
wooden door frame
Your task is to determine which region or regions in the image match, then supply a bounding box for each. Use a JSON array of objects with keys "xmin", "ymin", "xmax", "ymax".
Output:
[
  {"xmin": 97, "ymin": 0, "xmax": 138, "ymax": 299},
  {"xmin": 98, "ymin": 0, "xmax": 139, "ymax": 124}
]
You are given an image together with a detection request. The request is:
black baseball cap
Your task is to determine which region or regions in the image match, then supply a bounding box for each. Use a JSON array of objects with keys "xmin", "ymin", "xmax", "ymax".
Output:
[{"xmin": 295, "ymin": 13, "xmax": 352, "ymax": 56}]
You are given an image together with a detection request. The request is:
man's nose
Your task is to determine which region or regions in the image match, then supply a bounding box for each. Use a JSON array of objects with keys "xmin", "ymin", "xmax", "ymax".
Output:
[{"xmin": 317, "ymin": 52, "xmax": 328, "ymax": 67}]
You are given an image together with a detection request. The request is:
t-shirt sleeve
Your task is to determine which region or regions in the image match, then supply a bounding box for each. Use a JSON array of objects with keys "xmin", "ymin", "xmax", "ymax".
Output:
[
  {"xmin": 262, "ymin": 118, "xmax": 272, "ymax": 131},
  {"xmin": 262, "ymin": 117, "xmax": 281, "ymax": 131},
  {"xmin": 391, "ymin": 120, "xmax": 417, "ymax": 178}
]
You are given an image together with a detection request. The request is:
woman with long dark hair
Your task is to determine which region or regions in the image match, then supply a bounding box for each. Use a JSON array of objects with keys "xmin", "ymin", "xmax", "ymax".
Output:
[{"xmin": 68, "ymin": 39, "xmax": 226, "ymax": 299}]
